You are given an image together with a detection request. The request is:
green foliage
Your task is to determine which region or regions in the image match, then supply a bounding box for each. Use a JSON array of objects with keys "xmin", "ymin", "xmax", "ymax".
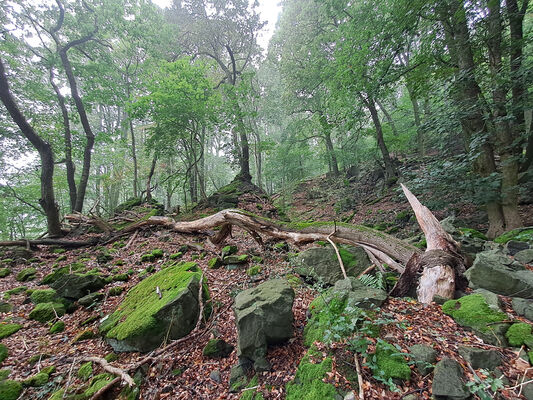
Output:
[
  {"xmin": 374, "ymin": 341, "xmax": 411, "ymax": 381},
  {"xmin": 494, "ymin": 229, "xmax": 533, "ymax": 244},
  {"xmin": 246, "ymin": 265, "xmax": 262, "ymax": 276},
  {"xmin": 359, "ymin": 272, "xmax": 386, "ymax": 290},
  {"xmin": 465, "ymin": 369, "xmax": 505, "ymax": 400}
]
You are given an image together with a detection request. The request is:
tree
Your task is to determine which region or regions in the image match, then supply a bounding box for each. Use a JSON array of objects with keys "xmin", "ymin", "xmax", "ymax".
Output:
[
  {"xmin": 0, "ymin": 58, "xmax": 62, "ymax": 237},
  {"xmin": 167, "ymin": 0, "xmax": 264, "ymax": 183}
]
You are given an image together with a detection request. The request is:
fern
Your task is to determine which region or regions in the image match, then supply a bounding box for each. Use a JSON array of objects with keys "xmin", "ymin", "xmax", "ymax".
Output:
[{"xmin": 359, "ymin": 271, "xmax": 386, "ymax": 290}]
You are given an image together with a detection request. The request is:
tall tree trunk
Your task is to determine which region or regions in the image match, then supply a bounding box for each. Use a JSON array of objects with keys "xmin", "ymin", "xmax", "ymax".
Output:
[
  {"xmin": 125, "ymin": 71, "xmax": 139, "ymax": 198},
  {"xmin": 319, "ymin": 114, "xmax": 339, "ymax": 177},
  {"xmin": 0, "ymin": 58, "xmax": 62, "ymax": 237},
  {"xmin": 487, "ymin": 0, "xmax": 522, "ymax": 230},
  {"xmin": 49, "ymin": 68, "xmax": 77, "ymax": 211},
  {"xmin": 439, "ymin": 0, "xmax": 505, "ymax": 237},
  {"xmin": 375, "ymin": 99, "xmax": 399, "ymax": 137},
  {"xmin": 405, "ymin": 86, "xmax": 425, "ymax": 157},
  {"xmin": 363, "ymin": 94, "xmax": 396, "ymax": 180},
  {"xmin": 146, "ymin": 157, "xmax": 157, "ymax": 202}
]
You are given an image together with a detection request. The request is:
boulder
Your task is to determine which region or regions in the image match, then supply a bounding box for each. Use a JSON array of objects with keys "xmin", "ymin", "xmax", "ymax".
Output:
[
  {"xmin": 333, "ymin": 277, "xmax": 388, "ymax": 309},
  {"xmin": 29, "ymin": 302, "xmax": 66, "ymax": 323},
  {"xmin": 78, "ymin": 292, "xmax": 105, "ymax": 307},
  {"xmin": 100, "ymin": 262, "xmax": 208, "ymax": 352},
  {"xmin": 465, "ymin": 250, "xmax": 533, "ymax": 298},
  {"xmin": 458, "ymin": 346, "xmax": 501, "ymax": 370},
  {"xmin": 51, "ymin": 274, "xmax": 106, "ymax": 300},
  {"xmin": 432, "ymin": 358, "xmax": 469, "ymax": 400},
  {"xmin": 505, "ymin": 240, "xmax": 530, "ymax": 255},
  {"xmin": 512, "ymin": 298, "xmax": 533, "ymax": 321},
  {"xmin": 515, "ymin": 249, "xmax": 533, "ymax": 265},
  {"xmin": 234, "ymin": 279, "xmax": 294, "ymax": 371},
  {"xmin": 409, "ymin": 344, "xmax": 437, "ymax": 375},
  {"xmin": 294, "ymin": 245, "xmax": 371, "ymax": 286},
  {"xmin": 202, "ymin": 339, "xmax": 234, "ymax": 358}
]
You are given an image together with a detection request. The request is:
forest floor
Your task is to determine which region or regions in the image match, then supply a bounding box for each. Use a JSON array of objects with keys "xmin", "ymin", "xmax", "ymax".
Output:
[{"xmin": 1, "ymin": 168, "xmax": 533, "ymax": 399}]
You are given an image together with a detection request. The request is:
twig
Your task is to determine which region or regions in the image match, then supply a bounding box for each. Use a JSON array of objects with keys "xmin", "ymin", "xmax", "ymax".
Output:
[
  {"xmin": 124, "ymin": 230, "xmax": 139, "ymax": 249},
  {"xmin": 327, "ymin": 230, "xmax": 347, "ymax": 279},
  {"xmin": 356, "ymin": 264, "xmax": 377, "ymax": 279},
  {"xmin": 62, "ymin": 357, "xmax": 77, "ymax": 399},
  {"xmin": 354, "ymin": 353, "xmax": 364, "ymax": 400},
  {"xmin": 90, "ymin": 377, "xmax": 120, "ymax": 400},
  {"xmin": 82, "ymin": 357, "xmax": 135, "ymax": 387}
]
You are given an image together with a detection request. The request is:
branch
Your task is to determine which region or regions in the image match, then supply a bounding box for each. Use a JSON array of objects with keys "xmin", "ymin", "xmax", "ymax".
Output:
[
  {"xmin": 82, "ymin": 357, "xmax": 135, "ymax": 387},
  {"xmin": 1, "ymin": 183, "xmax": 44, "ymax": 215}
]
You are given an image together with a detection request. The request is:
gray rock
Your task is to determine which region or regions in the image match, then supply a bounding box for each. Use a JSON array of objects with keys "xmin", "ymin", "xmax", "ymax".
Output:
[
  {"xmin": 409, "ymin": 344, "xmax": 437, "ymax": 375},
  {"xmin": 524, "ymin": 381, "xmax": 533, "ymax": 400},
  {"xmin": 229, "ymin": 361, "xmax": 251, "ymax": 392},
  {"xmin": 440, "ymin": 216, "xmax": 459, "ymax": 235},
  {"xmin": 78, "ymin": 292, "xmax": 105, "ymax": 307},
  {"xmin": 459, "ymin": 238, "xmax": 485, "ymax": 258},
  {"xmin": 202, "ymin": 339, "xmax": 234, "ymax": 358},
  {"xmin": 472, "ymin": 289, "xmax": 501, "ymax": 311},
  {"xmin": 512, "ymin": 298, "xmax": 533, "ymax": 321},
  {"xmin": 515, "ymin": 249, "xmax": 533, "ymax": 265},
  {"xmin": 209, "ymin": 369, "xmax": 221, "ymax": 383},
  {"xmin": 295, "ymin": 245, "xmax": 371, "ymax": 286},
  {"xmin": 458, "ymin": 346, "xmax": 501, "ymax": 370},
  {"xmin": 0, "ymin": 301, "xmax": 12, "ymax": 313},
  {"xmin": 465, "ymin": 250, "xmax": 533, "ymax": 298},
  {"xmin": 51, "ymin": 274, "xmax": 106, "ymax": 300},
  {"xmin": 333, "ymin": 277, "xmax": 388, "ymax": 309},
  {"xmin": 506, "ymin": 240, "xmax": 530, "ymax": 256},
  {"xmin": 343, "ymin": 391, "xmax": 356, "ymax": 400},
  {"xmin": 432, "ymin": 358, "xmax": 469, "ymax": 400},
  {"xmin": 234, "ymin": 279, "xmax": 294, "ymax": 371}
]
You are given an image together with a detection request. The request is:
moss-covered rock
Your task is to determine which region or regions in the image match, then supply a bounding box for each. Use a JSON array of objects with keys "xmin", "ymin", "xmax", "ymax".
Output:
[
  {"xmin": 112, "ymin": 273, "xmax": 129, "ymax": 282},
  {"xmin": 0, "ymin": 268, "xmax": 10, "ymax": 278},
  {"xmin": 29, "ymin": 302, "xmax": 66, "ymax": 323},
  {"xmin": 151, "ymin": 249, "xmax": 164, "ymax": 258},
  {"xmin": 108, "ymin": 286, "xmax": 124, "ymax": 296},
  {"xmin": 246, "ymin": 265, "xmax": 262, "ymax": 276},
  {"xmin": 104, "ymin": 352, "xmax": 118, "ymax": 362},
  {"xmin": 0, "ymin": 369, "xmax": 10, "ymax": 380},
  {"xmin": 286, "ymin": 274, "xmax": 302, "ymax": 288},
  {"xmin": 100, "ymin": 262, "xmax": 209, "ymax": 352},
  {"xmin": 0, "ymin": 379, "xmax": 22, "ymax": 400},
  {"xmin": 169, "ymin": 252, "xmax": 183, "ymax": 260},
  {"xmin": 40, "ymin": 266, "xmax": 69, "ymax": 285},
  {"xmin": 140, "ymin": 253, "xmax": 155, "ymax": 263},
  {"xmin": 78, "ymin": 292, "xmax": 105, "ymax": 307},
  {"xmin": 221, "ymin": 245, "xmax": 238, "ymax": 257},
  {"xmin": 23, "ymin": 372, "xmax": 49, "ymax": 387},
  {"xmin": 16, "ymin": 268, "xmax": 36, "ymax": 282},
  {"xmin": 202, "ymin": 339, "xmax": 234, "ymax": 358},
  {"xmin": 30, "ymin": 289, "xmax": 58, "ymax": 304},
  {"xmin": 286, "ymin": 347, "xmax": 337, "ymax": 400},
  {"xmin": 0, "ymin": 324, "xmax": 21, "ymax": 339},
  {"xmin": 27, "ymin": 353, "xmax": 51, "ymax": 366},
  {"xmin": 442, "ymin": 294, "xmax": 508, "ymax": 345},
  {"xmin": 72, "ymin": 329, "xmax": 96, "ymax": 343},
  {"xmin": 50, "ymin": 274, "xmax": 106, "ymax": 301},
  {"xmin": 49, "ymin": 321, "xmax": 65, "ymax": 334},
  {"xmin": 458, "ymin": 227, "xmax": 488, "ymax": 241},
  {"xmin": 223, "ymin": 254, "xmax": 249, "ymax": 265},
  {"xmin": 77, "ymin": 361, "xmax": 93, "ymax": 380},
  {"xmin": 506, "ymin": 322, "xmax": 533, "ymax": 347},
  {"xmin": 374, "ymin": 341, "xmax": 411, "ymax": 381},
  {"xmin": 207, "ymin": 257, "xmax": 222, "ymax": 269},
  {"xmin": 84, "ymin": 373, "xmax": 114, "ymax": 397},
  {"xmin": 0, "ymin": 302, "xmax": 12, "ymax": 313},
  {"xmin": 0, "ymin": 344, "xmax": 7, "ymax": 363},
  {"xmin": 494, "ymin": 227, "xmax": 533, "ymax": 244}
]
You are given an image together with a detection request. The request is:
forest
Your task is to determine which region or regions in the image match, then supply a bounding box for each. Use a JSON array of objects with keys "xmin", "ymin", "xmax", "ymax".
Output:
[{"xmin": 0, "ymin": 0, "xmax": 532, "ymax": 399}]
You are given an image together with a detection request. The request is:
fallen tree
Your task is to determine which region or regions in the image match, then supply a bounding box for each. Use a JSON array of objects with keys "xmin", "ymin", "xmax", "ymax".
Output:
[{"xmin": 0, "ymin": 185, "xmax": 467, "ymax": 303}]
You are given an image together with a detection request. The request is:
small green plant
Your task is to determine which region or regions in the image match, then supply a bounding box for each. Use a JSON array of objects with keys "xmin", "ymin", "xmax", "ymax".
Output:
[
  {"xmin": 359, "ymin": 272, "xmax": 386, "ymax": 290},
  {"xmin": 465, "ymin": 369, "xmax": 504, "ymax": 400}
]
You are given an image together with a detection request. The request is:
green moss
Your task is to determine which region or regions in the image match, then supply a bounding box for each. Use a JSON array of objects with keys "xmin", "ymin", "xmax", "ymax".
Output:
[
  {"xmin": 506, "ymin": 322, "xmax": 533, "ymax": 347},
  {"xmin": 5, "ymin": 286, "xmax": 26, "ymax": 296},
  {"xmin": 286, "ymin": 274, "xmax": 302, "ymax": 288},
  {"xmin": 1, "ymin": 259, "xmax": 14, "ymax": 265},
  {"xmin": 0, "ymin": 369, "xmax": 10, "ymax": 380},
  {"xmin": 303, "ymin": 295, "xmax": 346, "ymax": 347},
  {"xmin": 0, "ymin": 324, "xmax": 21, "ymax": 339},
  {"xmin": 27, "ymin": 354, "xmax": 51, "ymax": 365},
  {"xmin": 104, "ymin": 353, "xmax": 118, "ymax": 362},
  {"xmin": 49, "ymin": 321, "xmax": 65, "ymax": 334},
  {"xmin": 72, "ymin": 329, "xmax": 96, "ymax": 343},
  {"xmin": 246, "ymin": 265, "xmax": 262, "ymax": 276},
  {"xmin": 114, "ymin": 259, "xmax": 124, "ymax": 266},
  {"xmin": 113, "ymin": 273, "xmax": 129, "ymax": 282},
  {"xmin": 414, "ymin": 238, "xmax": 427, "ymax": 249},
  {"xmin": 41, "ymin": 366, "xmax": 55, "ymax": 375},
  {"xmin": 240, "ymin": 375, "xmax": 262, "ymax": 400},
  {"xmin": 442, "ymin": 294, "xmax": 506, "ymax": 333},
  {"xmin": 169, "ymin": 252, "xmax": 183, "ymax": 260},
  {"xmin": 286, "ymin": 347, "xmax": 337, "ymax": 400},
  {"xmin": 16, "ymin": 268, "xmax": 36, "ymax": 282},
  {"xmin": 108, "ymin": 287, "xmax": 124, "ymax": 296},
  {"xmin": 56, "ymin": 255, "xmax": 67, "ymax": 262},
  {"xmin": 30, "ymin": 289, "xmax": 58, "ymax": 304},
  {"xmin": 0, "ymin": 268, "xmax": 10, "ymax": 278},
  {"xmin": 374, "ymin": 341, "xmax": 411, "ymax": 381},
  {"xmin": 151, "ymin": 249, "xmax": 164, "ymax": 258},
  {"xmin": 84, "ymin": 373, "xmax": 114, "ymax": 397},
  {"xmin": 207, "ymin": 257, "xmax": 222, "ymax": 269},
  {"xmin": 140, "ymin": 253, "xmax": 155, "ymax": 262},
  {"xmin": 23, "ymin": 372, "xmax": 49, "ymax": 387},
  {"xmin": 237, "ymin": 255, "xmax": 249, "ymax": 262},
  {"xmin": 0, "ymin": 344, "xmax": 7, "ymax": 363},
  {"xmin": 41, "ymin": 266, "xmax": 69, "ymax": 285},
  {"xmin": 458, "ymin": 228, "xmax": 488, "ymax": 241},
  {"xmin": 0, "ymin": 379, "xmax": 22, "ymax": 400},
  {"xmin": 222, "ymin": 245, "xmax": 238, "ymax": 256},
  {"xmin": 29, "ymin": 302, "xmax": 66, "ymax": 323},
  {"xmin": 52, "ymin": 248, "xmax": 66, "ymax": 254},
  {"xmin": 77, "ymin": 361, "xmax": 93, "ymax": 380},
  {"xmin": 100, "ymin": 262, "xmax": 207, "ymax": 341},
  {"xmin": 494, "ymin": 228, "xmax": 533, "ymax": 244},
  {"xmin": 48, "ymin": 389, "xmax": 65, "ymax": 400}
]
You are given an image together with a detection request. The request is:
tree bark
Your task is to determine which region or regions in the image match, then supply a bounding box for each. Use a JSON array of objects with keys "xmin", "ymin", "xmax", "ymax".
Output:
[
  {"xmin": 0, "ymin": 58, "xmax": 62, "ymax": 237},
  {"xmin": 363, "ymin": 94, "xmax": 396, "ymax": 180},
  {"xmin": 146, "ymin": 156, "xmax": 157, "ymax": 202}
]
